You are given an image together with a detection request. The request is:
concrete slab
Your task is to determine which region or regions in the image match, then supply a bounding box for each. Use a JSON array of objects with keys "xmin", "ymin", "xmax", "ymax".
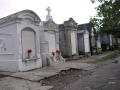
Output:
[
  {"xmin": 8, "ymin": 60, "xmax": 95, "ymax": 82},
  {"xmin": 0, "ymin": 77, "xmax": 53, "ymax": 90},
  {"xmin": 11, "ymin": 73, "xmax": 44, "ymax": 82},
  {"xmin": 40, "ymin": 86, "xmax": 53, "ymax": 90},
  {"xmin": 11, "ymin": 71, "xmax": 58, "ymax": 82},
  {"xmin": 54, "ymin": 62, "xmax": 95, "ymax": 71},
  {"xmin": 33, "ymin": 72, "xmax": 58, "ymax": 77}
]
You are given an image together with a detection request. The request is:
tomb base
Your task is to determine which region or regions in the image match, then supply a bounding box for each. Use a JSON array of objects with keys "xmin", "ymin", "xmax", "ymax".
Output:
[
  {"xmin": 84, "ymin": 52, "xmax": 91, "ymax": 57},
  {"xmin": 48, "ymin": 55, "xmax": 66, "ymax": 66}
]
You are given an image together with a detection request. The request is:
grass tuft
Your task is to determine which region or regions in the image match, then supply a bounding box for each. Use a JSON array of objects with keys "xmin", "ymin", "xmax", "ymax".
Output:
[{"xmin": 92, "ymin": 50, "xmax": 120, "ymax": 63}]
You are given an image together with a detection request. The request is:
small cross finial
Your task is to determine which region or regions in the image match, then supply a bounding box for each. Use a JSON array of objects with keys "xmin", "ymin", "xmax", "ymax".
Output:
[
  {"xmin": 46, "ymin": 6, "xmax": 51, "ymax": 16},
  {"xmin": 46, "ymin": 6, "xmax": 53, "ymax": 21}
]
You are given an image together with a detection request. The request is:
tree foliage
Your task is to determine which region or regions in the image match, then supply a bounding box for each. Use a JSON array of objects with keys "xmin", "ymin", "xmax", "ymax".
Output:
[
  {"xmin": 91, "ymin": 0, "xmax": 120, "ymax": 37},
  {"xmin": 91, "ymin": 0, "xmax": 104, "ymax": 3}
]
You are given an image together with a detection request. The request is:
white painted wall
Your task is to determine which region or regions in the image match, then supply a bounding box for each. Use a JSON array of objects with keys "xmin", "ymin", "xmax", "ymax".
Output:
[
  {"xmin": 84, "ymin": 33, "xmax": 90, "ymax": 53},
  {"xmin": 39, "ymin": 27, "xmax": 49, "ymax": 67},
  {"xmin": 39, "ymin": 30, "xmax": 49, "ymax": 54},
  {"xmin": 97, "ymin": 35, "xmax": 101, "ymax": 49},
  {"xmin": 48, "ymin": 32, "xmax": 56, "ymax": 54},
  {"xmin": 109, "ymin": 34, "xmax": 113, "ymax": 46},
  {"xmin": 71, "ymin": 31, "xmax": 77, "ymax": 55},
  {"xmin": 55, "ymin": 32, "xmax": 59, "ymax": 50},
  {"xmin": 0, "ymin": 22, "xmax": 19, "ymax": 71}
]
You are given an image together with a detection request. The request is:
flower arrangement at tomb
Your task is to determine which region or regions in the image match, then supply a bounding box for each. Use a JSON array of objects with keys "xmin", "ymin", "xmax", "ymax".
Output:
[
  {"xmin": 51, "ymin": 51, "xmax": 55, "ymax": 56},
  {"xmin": 27, "ymin": 49, "xmax": 32, "ymax": 59},
  {"xmin": 49, "ymin": 50, "xmax": 65, "ymax": 63},
  {"xmin": 51, "ymin": 50, "xmax": 61, "ymax": 56},
  {"xmin": 56, "ymin": 50, "xmax": 61, "ymax": 60},
  {"xmin": 56, "ymin": 50, "xmax": 61, "ymax": 53}
]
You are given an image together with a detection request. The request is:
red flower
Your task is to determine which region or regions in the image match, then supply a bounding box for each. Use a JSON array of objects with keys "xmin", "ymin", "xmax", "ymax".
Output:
[
  {"xmin": 51, "ymin": 52, "xmax": 55, "ymax": 56},
  {"xmin": 27, "ymin": 49, "xmax": 32, "ymax": 53},
  {"xmin": 56, "ymin": 50, "xmax": 60, "ymax": 53}
]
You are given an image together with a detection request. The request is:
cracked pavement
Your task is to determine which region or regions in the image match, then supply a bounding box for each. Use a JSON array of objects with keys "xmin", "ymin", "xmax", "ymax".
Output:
[
  {"xmin": 0, "ymin": 53, "xmax": 120, "ymax": 90},
  {"xmin": 60, "ymin": 55, "xmax": 120, "ymax": 90}
]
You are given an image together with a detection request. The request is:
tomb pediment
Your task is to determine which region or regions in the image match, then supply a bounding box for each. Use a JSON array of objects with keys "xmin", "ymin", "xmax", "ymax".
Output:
[
  {"xmin": 18, "ymin": 10, "xmax": 41, "ymax": 23},
  {"xmin": 0, "ymin": 10, "xmax": 41, "ymax": 25},
  {"xmin": 77, "ymin": 30, "xmax": 89, "ymax": 34},
  {"xmin": 43, "ymin": 20, "xmax": 58, "ymax": 31},
  {"xmin": 78, "ymin": 23, "xmax": 93, "ymax": 33},
  {"xmin": 64, "ymin": 18, "xmax": 77, "ymax": 28}
]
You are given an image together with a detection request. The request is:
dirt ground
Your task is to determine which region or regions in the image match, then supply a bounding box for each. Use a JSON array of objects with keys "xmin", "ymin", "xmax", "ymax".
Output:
[
  {"xmin": 42, "ymin": 55, "xmax": 120, "ymax": 90},
  {"xmin": 41, "ymin": 68, "xmax": 92, "ymax": 90}
]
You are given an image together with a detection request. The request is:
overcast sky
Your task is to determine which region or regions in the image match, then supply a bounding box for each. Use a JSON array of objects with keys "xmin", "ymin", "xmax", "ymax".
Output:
[{"xmin": 0, "ymin": 0, "xmax": 98, "ymax": 24}]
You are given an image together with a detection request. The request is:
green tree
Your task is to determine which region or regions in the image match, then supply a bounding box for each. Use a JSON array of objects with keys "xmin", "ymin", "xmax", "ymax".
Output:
[
  {"xmin": 91, "ymin": 0, "xmax": 120, "ymax": 37},
  {"xmin": 91, "ymin": 0, "xmax": 104, "ymax": 3}
]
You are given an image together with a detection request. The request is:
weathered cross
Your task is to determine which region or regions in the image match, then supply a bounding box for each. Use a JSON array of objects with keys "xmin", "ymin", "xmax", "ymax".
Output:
[{"xmin": 46, "ymin": 6, "xmax": 51, "ymax": 16}]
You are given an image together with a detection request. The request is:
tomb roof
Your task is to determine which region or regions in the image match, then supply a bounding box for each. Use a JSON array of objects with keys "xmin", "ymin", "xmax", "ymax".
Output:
[
  {"xmin": 59, "ymin": 18, "xmax": 78, "ymax": 29},
  {"xmin": 78, "ymin": 23, "xmax": 93, "ymax": 32},
  {"xmin": 77, "ymin": 30, "xmax": 89, "ymax": 34},
  {"xmin": 43, "ymin": 20, "xmax": 58, "ymax": 31},
  {"xmin": 0, "ymin": 10, "xmax": 41, "ymax": 25}
]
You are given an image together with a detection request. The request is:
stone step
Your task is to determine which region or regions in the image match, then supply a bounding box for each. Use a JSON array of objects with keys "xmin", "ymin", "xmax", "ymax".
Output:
[
  {"xmin": 65, "ymin": 55, "xmax": 84, "ymax": 61},
  {"xmin": 38, "ymin": 86, "xmax": 53, "ymax": 90}
]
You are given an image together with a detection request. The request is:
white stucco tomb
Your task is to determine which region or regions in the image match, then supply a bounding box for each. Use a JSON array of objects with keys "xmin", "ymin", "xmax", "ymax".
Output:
[
  {"xmin": 96, "ymin": 34, "xmax": 102, "ymax": 53},
  {"xmin": 59, "ymin": 18, "xmax": 78, "ymax": 57},
  {"xmin": 39, "ymin": 7, "xmax": 60, "ymax": 66},
  {"xmin": 40, "ymin": 20, "xmax": 59, "ymax": 66},
  {"xmin": 77, "ymin": 30, "xmax": 90, "ymax": 55},
  {"xmin": 0, "ymin": 10, "xmax": 42, "ymax": 71}
]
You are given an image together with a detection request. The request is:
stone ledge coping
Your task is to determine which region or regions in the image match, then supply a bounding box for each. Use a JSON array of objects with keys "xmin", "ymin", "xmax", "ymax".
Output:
[
  {"xmin": 22, "ymin": 58, "xmax": 40, "ymax": 62},
  {"xmin": 0, "ymin": 53, "xmax": 14, "ymax": 55}
]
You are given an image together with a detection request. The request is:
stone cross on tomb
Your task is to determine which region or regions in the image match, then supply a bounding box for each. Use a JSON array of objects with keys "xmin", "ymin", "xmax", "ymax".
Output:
[
  {"xmin": 46, "ymin": 6, "xmax": 51, "ymax": 16},
  {"xmin": 46, "ymin": 6, "xmax": 53, "ymax": 21}
]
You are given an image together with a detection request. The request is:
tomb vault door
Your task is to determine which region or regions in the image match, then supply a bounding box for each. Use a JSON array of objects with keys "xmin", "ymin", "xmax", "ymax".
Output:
[
  {"xmin": 71, "ymin": 31, "xmax": 77, "ymax": 55},
  {"xmin": 21, "ymin": 28, "xmax": 36, "ymax": 59},
  {"xmin": 48, "ymin": 32, "xmax": 56, "ymax": 54},
  {"xmin": 78, "ymin": 34, "xmax": 84, "ymax": 54}
]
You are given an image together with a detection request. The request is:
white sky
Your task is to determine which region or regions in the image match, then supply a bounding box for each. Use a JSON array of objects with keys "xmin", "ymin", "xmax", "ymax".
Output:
[{"xmin": 0, "ymin": 0, "xmax": 98, "ymax": 24}]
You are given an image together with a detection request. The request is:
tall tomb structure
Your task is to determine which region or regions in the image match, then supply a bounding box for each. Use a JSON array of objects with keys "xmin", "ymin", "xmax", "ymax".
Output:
[
  {"xmin": 40, "ymin": 7, "xmax": 60, "ymax": 66},
  {"xmin": 0, "ymin": 10, "xmax": 42, "ymax": 71},
  {"xmin": 59, "ymin": 18, "xmax": 78, "ymax": 57}
]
